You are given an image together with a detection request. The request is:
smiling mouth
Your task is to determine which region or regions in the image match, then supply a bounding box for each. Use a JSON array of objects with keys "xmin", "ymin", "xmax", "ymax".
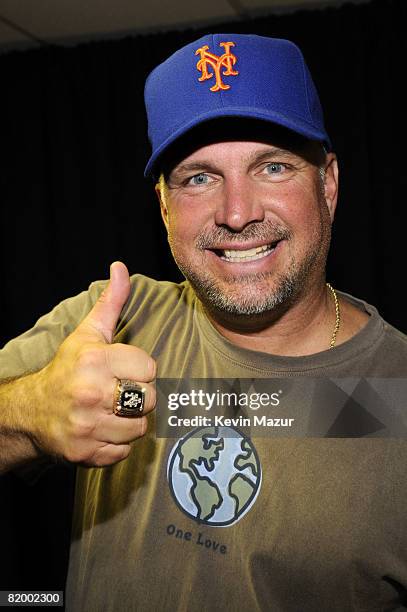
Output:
[{"xmin": 210, "ymin": 241, "xmax": 281, "ymax": 263}]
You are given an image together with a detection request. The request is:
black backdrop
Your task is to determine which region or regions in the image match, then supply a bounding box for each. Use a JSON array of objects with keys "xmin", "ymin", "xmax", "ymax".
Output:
[{"xmin": 1, "ymin": 0, "xmax": 406, "ymax": 596}]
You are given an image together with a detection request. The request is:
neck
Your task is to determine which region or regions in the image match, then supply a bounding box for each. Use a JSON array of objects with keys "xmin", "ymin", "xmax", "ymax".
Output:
[{"xmin": 205, "ymin": 281, "xmax": 338, "ymax": 356}]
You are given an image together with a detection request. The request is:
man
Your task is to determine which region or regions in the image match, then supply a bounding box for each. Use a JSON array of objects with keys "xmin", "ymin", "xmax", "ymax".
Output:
[{"xmin": 1, "ymin": 33, "xmax": 407, "ymax": 610}]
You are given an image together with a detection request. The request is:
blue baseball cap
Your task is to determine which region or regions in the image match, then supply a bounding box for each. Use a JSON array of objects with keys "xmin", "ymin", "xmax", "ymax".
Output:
[{"xmin": 144, "ymin": 33, "xmax": 331, "ymax": 178}]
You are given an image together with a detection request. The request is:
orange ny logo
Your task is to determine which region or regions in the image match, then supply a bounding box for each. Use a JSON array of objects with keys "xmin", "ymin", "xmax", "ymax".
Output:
[{"xmin": 195, "ymin": 41, "xmax": 239, "ymax": 92}]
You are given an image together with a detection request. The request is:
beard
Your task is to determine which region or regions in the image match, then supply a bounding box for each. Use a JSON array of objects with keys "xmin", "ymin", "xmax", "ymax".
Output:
[
  {"xmin": 180, "ymin": 263, "xmax": 302, "ymax": 316},
  {"xmin": 168, "ymin": 197, "xmax": 332, "ymax": 318}
]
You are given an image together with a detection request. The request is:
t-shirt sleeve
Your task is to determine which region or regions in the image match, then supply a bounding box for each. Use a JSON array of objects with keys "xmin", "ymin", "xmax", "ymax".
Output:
[{"xmin": 0, "ymin": 280, "xmax": 107, "ymax": 380}]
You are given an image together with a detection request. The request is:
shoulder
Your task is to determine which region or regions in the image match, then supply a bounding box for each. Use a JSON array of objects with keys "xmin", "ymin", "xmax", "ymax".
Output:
[
  {"xmin": 378, "ymin": 318, "xmax": 407, "ymax": 361},
  {"xmin": 0, "ymin": 273, "xmax": 195, "ymax": 379},
  {"xmin": 339, "ymin": 290, "xmax": 407, "ymax": 375}
]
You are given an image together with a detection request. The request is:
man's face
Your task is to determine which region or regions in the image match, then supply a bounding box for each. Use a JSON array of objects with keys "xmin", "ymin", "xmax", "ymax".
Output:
[{"xmin": 157, "ymin": 130, "xmax": 338, "ymax": 321}]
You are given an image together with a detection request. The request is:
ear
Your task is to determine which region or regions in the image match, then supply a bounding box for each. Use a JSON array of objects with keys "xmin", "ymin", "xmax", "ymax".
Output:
[
  {"xmin": 322, "ymin": 153, "xmax": 339, "ymax": 222},
  {"xmin": 155, "ymin": 181, "xmax": 169, "ymax": 231}
]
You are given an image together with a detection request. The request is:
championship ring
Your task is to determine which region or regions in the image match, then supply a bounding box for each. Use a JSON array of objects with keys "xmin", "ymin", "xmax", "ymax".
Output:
[{"xmin": 114, "ymin": 379, "xmax": 146, "ymax": 417}]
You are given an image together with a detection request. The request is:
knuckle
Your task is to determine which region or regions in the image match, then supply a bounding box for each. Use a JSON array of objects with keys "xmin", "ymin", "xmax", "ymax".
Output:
[
  {"xmin": 63, "ymin": 442, "xmax": 91, "ymax": 464},
  {"xmin": 67, "ymin": 412, "xmax": 97, "ymax": 441},
  {"xmin": 70, "ymin": 383, "xmax": 103, "ymax": 408},
  {"xmin": 75, "ymin": 345, "xmax": 104, "ymax": 371},
  {"xmin": 133, "ymin": 347, "xmax": 156, "ymax": 380}
]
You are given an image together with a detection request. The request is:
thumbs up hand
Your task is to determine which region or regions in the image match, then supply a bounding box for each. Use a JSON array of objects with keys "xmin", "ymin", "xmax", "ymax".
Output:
[{"xmin": 31, "ymin": 262, "xmax": 156, "ymax": 467}]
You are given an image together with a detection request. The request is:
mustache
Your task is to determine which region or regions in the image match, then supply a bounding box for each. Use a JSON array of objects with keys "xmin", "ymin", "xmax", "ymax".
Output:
[{"xmin": 196, "ymin": 220, "xmax": 292, "ymax": 250}]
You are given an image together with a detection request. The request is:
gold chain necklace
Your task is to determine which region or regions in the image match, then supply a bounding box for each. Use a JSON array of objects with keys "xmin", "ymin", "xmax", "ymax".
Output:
[{"xmin": 326, "ymin": 283, "xmax": 340, "ymax": 349}]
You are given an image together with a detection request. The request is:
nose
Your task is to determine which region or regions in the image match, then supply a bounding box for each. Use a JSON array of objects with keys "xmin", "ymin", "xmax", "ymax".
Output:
[{"xmin": 214, "ymin": 176, "xmax": 265, "ymax": 231}]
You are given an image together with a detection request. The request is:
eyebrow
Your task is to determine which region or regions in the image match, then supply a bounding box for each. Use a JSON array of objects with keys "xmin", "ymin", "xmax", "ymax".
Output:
[
  {"xmin": 246, "ymin": 147, "xmax": 300, "ymax": 166},
  {"xmin": 171, "ymin": 161, "xmax": 218, "ymax": 176}
]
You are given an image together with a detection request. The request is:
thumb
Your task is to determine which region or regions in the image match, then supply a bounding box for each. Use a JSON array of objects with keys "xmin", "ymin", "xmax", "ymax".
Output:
[{"xmin": 79, "ymin": 261, "xmax": 131, "ymax": 343}]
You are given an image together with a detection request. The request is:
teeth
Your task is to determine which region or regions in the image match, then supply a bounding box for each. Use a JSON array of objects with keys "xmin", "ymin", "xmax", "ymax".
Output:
[{"xmin": 220, "ymin": 243, "xmax": 275, "ymax": 262}]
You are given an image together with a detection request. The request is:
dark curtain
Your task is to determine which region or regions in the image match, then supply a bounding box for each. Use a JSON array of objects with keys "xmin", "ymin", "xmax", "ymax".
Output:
[{"xmin": 0, "ymin": 0, "xmax": 405, "ymax": 596}]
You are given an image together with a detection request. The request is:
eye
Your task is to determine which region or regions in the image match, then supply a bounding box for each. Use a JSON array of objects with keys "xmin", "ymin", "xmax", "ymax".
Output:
[
  {"xmin": 259, "ymin": 161, "xmax": 294, "ymax": 182},
  {"xmin": 265, "ymin": 162, "xmax": 285, "ymax": 175},
  {"xmin": 188, "ymin": 173, "xmax": 210, "ymax": 186}
]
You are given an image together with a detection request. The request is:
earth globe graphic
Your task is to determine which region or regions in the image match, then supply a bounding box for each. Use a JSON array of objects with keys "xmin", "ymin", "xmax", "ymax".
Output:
[{"xmin": 167, "ymin": 426, "xmax": 262, "ymax": 527}]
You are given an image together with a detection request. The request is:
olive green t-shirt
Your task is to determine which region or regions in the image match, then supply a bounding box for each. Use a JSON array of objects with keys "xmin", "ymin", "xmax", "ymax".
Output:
[{"xmin": 1, "ymin": 274, "xmax": 407, "ymax": 611}]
